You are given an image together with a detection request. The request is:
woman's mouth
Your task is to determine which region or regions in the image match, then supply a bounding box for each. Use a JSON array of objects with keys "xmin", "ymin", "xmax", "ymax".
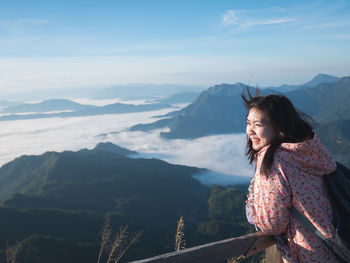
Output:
[{"xmin": 251, "ymin": 138, "xmax": 260, "ymax": 144}]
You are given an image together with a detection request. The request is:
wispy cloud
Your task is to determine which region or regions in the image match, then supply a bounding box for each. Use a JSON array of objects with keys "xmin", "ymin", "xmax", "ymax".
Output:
[
  {"xmin": 221, "ymin": 10, "xmax": 238, "ymax": 26},
  {"xmin": 221, "ymin": 9, "xmax": 296, "ymax": 29},
  {"xmin": 241, "ymin": 17, "xmax": 297, "ymax": 27},
  {"xmin": 271, "ymin": 7, "xmax": 287, "ymax": 12}
]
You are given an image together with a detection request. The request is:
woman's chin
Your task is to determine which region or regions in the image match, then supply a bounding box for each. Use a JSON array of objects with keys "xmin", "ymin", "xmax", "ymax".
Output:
[{"xmin": 252, "ymin": 144, "xmax": 263, "ymax": 151}]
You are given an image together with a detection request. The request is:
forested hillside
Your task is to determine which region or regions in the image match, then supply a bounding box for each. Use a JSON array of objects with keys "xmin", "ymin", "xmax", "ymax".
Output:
[{"xmin": 0, "ymin": 143, "xmax": 252, "ymax": 262}]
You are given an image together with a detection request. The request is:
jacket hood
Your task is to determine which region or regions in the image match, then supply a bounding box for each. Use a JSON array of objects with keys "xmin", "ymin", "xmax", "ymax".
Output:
[
  {"xmin": 258, "ymin": 134, "xmax": 337, "ymax": 176},
  {"xmin": 276, "ymin": 134, "xmax": 336, "ymax": 176}
]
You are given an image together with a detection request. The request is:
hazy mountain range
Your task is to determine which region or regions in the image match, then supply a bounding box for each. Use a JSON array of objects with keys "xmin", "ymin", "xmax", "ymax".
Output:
[
  {"xmin": 0, "ymin": 100, "xmax": 20, "ymax": 107},
  {"xmin": 130, "ymin": 74, "xmax": 349, "ymax": 135},
  {"xmin": 91, "ymin": 84, "xmax": 204, "ymax": 100},
  {"xmin": 0, "ymin": 99, "xmax": 93, "ymax": 114},
  {"xmin": 266, "ymin": 73, "xmax": 340, "ymax": 92},
  {"xmin": 0, "ymin": 100, "xmax": 175, "ymax": 121},
  {"xmin": 154, "ymin": 91, "xmax": 200, "ymax": 104},
  {"xmin": 128, "ymin": 74, "xmax": 350, "ymax": 167},
  {"xmin": 2, "ymin": 84, "xmax": 205, "ymax": 102}
]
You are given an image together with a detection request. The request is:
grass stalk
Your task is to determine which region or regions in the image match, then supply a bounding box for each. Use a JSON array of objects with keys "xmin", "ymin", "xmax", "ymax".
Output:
[{"xmin": 174, "ymin": 216, "xmax": 186, "ymax": 251}]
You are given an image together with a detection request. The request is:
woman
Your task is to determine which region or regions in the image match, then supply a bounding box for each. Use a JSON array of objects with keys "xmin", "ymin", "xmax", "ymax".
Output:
[{"xmin": 242, "ymin": 90, "xmax": 339, "ymax": 263}]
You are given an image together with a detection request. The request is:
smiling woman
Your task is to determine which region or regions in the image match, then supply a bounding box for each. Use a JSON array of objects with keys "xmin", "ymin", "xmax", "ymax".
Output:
[
  {"xmin": 241, "ymin": 89, "xmax": 340, "ymax": 262},
  {"xmin": 242, "ymin": 90, "xmax": 314, "ymax": 176},
  {"xmin": 246, "ymin": 107, "xmax": 276, "ymax": 152}
]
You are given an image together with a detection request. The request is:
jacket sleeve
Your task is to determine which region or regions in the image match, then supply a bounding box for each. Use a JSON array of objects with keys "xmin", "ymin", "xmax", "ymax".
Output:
[{"xmin": 253, "ymin": 162, "xmax": 292, "ymax": 235}]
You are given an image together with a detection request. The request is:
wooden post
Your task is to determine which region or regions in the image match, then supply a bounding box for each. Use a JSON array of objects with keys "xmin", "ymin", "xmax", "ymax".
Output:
[
  {"xmin": 128, "ymin": 232, "xmax": 275, "ymax": 263},
  {"xmin": 265, "ymin": 244, "xmax": 282, "ymax": 263}
]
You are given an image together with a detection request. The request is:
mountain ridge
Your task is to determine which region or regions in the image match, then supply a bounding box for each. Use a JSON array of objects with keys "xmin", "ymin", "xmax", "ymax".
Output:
[
  {"xmin": 0, "ymin": 101, "xmax": 175, "ymax": 121},
  {"xmin": 129, "ymin": 76, "xmax": 350, "ymax": 139},
  {"xmin": 0, "ymin": 99, "xmax": 93, "ymax": 114},
  {"xmin": 265, "ymin": 73, "xmax": 340, "ymax": 92}
]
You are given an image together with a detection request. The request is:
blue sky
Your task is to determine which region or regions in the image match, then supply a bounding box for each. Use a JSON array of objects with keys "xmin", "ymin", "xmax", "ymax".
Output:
[{"xmin": 0, "ymin": 0, "xmax": 349, "ymax": 94}]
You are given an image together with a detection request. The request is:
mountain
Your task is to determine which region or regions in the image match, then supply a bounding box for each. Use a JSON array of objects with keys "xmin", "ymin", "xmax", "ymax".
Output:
[
  {"xmin": 315, "ymin": 118, "xmax": 350, "ymax": 168},
  {"xmin": 159, "ymin": 83, "xmax": 275, "ymax": 139},
  {"xmin": 92, "ymin": 84, "xmax": 205, "ymax": 100},
  {"xmin": 266, "ymin": 73, "xmax": 340, "ymax": 92},
  {"xmin": 0, "ymin": 102, "xmax": 174, "ymax": 121},
  {"xmin": 130, "ymin": 77, "xmax": 350, "ymax": 168},
  {"xmin": 152, "ymin": 110, "xmax": 180, "ymax": 118},
  {"xmin": 160, "ymin": 83, "xmax": 247, "ymax": 138},
  {"xmin": 303, "ymin": 73, "xmax": 340, "ymax": 88},
  {"xmin": 128, "ymin": 110, "xmax": 180, "ymax": 132},
  {"xmin": 129, "ymin": 117, "xmax": 174, "ymax": 132},
  {"xmin": 286, "ymin": 76, "xmax": 350, "ymax": 122},
  {"xmin": 0, "ymin": 143, "xmax": 253, "ymax": 262},
  {"xmin": 0, "ymin": 143, "xmax": 206, "ymax": 207},
  {"xmin": 125, "ymin": 76, "xmax": 350, "ymax": 168},
  {"xmin": 128, "ymin": 76, "xmax": 350, "ymax": 140},
  {"xmin": 0, "ymin": 99, "xmax": 93, "ymax": 114},
  {"xmin": 128, "ymin": 83, "xmax": 276, "ymax": 137},
  {"xmin": 0, "ymin": 143, "xmax": 206, "ymax": 260},
  {"xmin": 156, "ymin": 92, "xmax": 200, "ymax": 104},
  {"xmin": 0, "ymin": 100, "xmax": 20, "ymax": 107},
  {"xmin": 94, "ymin": 142, "xmax": 137, "ymax": 155}
]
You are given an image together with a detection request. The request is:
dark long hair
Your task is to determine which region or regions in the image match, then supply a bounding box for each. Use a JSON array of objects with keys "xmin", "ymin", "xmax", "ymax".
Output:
[{"xmin": 241, "ymin": 88, "xmax": 315, "ymax": 176}]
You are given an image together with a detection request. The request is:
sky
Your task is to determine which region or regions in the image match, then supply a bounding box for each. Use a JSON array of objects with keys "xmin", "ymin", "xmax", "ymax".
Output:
[{"xmin": 1, "ymin": 0, "xmax": 350, "ymax": 94}]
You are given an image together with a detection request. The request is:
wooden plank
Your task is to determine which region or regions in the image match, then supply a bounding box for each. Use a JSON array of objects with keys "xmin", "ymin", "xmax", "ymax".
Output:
[
  {"xmin": 128, "ymin": 232, "xmax": 275, "ymax": 263},
  {"xmin": 265, "ymin": 244, "xmax": 282, "ymax": 263}
]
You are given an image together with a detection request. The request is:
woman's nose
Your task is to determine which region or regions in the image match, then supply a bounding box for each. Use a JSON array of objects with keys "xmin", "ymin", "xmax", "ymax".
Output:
[
  {"xmin": 246, "ymin": 125, "xmax": 255, "ymax": 135},
  {"xmin": 249, "ymin": 129, "xmax": 256, "ymax": 135}
]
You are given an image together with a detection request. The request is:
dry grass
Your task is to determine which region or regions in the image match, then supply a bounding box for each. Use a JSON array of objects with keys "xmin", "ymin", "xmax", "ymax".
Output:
[
  {"xmin": 6, "ymin": 241, "xmax": 22, "ymax": 263},
  {"xmin": 97, "ymin": 218, "xmax": 113, "ymax": 263},
  {"xmin": 97, "ymin": 218, "xmax": 143, "ymax": 263},
  {"xmin": 108, "ymin": 227, "xmax": 142, "ymax": 263},
  {"xmin": 174, "ymin": 216, "xmax": 186, "ymax": 251}
]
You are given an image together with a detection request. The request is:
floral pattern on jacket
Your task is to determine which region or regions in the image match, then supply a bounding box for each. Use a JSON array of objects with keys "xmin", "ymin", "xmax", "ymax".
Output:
[{"xmin": 247, "ymin": 134, "xmax": 340, "ymax": 263}]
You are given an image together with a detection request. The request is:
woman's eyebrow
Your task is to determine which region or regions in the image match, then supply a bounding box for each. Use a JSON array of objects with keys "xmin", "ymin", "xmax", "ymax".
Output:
[{"xmin": 246, "ymin": 118, "xmax": 267, "ymax": 123}]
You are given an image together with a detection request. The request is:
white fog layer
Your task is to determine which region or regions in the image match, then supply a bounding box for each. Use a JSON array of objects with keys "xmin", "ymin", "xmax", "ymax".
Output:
[{"xmin": 0, "ymin": 104, "xmax": 253, "ymax": 185}]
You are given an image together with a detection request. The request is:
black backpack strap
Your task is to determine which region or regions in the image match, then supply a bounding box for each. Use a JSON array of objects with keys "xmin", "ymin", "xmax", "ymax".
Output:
[{"xmin": 290, "ymin": 206, "xmax": 335, "ymax": 251}]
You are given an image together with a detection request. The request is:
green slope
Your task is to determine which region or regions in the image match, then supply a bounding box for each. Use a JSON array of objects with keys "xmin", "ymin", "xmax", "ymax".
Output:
[{"xmin": 0, "ymin": 143, "xmax": 252, "ymax": 262}]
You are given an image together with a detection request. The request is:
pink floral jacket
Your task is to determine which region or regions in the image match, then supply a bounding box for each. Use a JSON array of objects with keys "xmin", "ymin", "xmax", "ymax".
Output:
[{"xmin": 246, "ymin": 135, "xmax": 340, "ymax": 262}]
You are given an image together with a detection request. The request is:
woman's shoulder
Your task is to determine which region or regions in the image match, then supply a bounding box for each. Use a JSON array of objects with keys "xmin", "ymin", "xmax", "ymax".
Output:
[{"xmin": 275, "ymin": 134, "xmax": 336, "ymax": 175}]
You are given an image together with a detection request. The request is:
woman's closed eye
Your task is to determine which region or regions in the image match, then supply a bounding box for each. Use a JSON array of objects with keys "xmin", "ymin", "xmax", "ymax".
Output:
[{"xmin": 247, "ymin": 121, "xmax": 264, "ymax": 127}]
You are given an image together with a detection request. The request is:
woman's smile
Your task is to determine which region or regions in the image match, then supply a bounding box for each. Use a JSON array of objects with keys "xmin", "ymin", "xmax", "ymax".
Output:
[{"xmin": 246, "ymin": 108, "xmax": 277, "ymax": 151}]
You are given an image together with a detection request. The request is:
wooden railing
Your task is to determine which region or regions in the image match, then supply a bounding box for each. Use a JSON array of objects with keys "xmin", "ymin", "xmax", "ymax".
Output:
[{"xmin": 128, "ymin": 232, "xmax": 277, "ymax": 263}]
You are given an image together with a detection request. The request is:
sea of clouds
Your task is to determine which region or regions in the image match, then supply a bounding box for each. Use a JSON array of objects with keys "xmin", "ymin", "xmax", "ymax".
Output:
[{"xmin": 0, "ymin": 99, "xmax": 253, "ymax": 185}]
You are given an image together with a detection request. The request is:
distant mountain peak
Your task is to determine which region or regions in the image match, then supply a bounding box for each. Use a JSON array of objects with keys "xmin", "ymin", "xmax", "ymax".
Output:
[
  {"xmin": 207, "ymin": 82, "xmax": 250, "ymax": 96},
  {"xmin": 211, "ymin": 82, "xmax": 246, "ymax": 88},
  {"xmin": 94, "ymin": 142, "xmax": 137, "ymax": 156},
  {"xmin": 265, "ymin": 73, "xmax": 341, "ymax": 92},
  {"xmin": 303, "ymin": 73, "xmax": 340, "ymax": 88},
  {"xmin": 313, "ymin": 73, "xmax": 338, "ymax": 79}
]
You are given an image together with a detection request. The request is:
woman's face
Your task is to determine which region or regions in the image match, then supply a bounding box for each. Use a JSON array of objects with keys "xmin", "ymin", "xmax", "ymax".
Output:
[{"xmin": 246, "ymin": 107, "xmax": 277, "ymax": 151}]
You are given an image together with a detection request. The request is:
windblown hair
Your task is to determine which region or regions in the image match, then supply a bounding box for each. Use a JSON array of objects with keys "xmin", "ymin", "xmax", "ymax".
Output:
[{"xmin": 241, "ymin": 88, "xmax": 315, "ymax": 176}]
